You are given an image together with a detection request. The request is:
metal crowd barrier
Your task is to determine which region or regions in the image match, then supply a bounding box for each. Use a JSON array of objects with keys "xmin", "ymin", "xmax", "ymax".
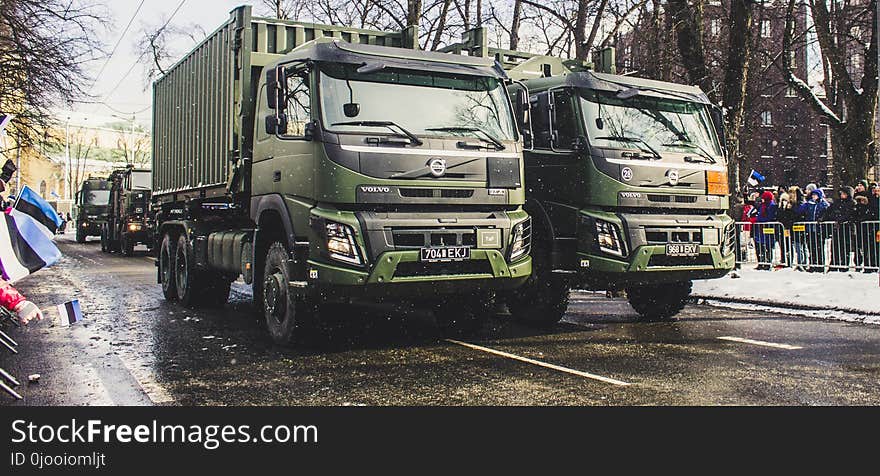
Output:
[{"xmin": 735, "ymin": 220, "xmax": 880, "ymax": 272}]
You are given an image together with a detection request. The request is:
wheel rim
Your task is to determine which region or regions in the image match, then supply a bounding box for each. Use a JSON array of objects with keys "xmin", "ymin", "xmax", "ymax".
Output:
[{"xmin": 264, "ymin": 271, "xmax": 287, "ymax": 325}]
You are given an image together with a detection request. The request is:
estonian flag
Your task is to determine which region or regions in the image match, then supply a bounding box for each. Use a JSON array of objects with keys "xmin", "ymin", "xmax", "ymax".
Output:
[
  {"xmin": 747, "ymin": 169, "xmax": 766, "ymax": 187},
  {"xmin": 0, "ymin": 209, "xmax": 61, "ymax": 282},
  {"xmin": 14, "ymin": 185, "xmax": 63, "ymax": 238},
  {"xmin": 57, "ymin": 299, "xmax": 83, "ymax": 326}
]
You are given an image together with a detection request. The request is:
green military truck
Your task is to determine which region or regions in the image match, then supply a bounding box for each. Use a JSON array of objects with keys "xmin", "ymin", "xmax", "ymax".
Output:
[
  {"xmin": 441, "ymin": 32, "xmax": 735, "ymax": 324},
  {"xmin": 74, "ymin": 177, "xmax": 111, "ymax": 243},
  {"xmin": 151, "ymin": 6, "xmax": 532, "ymax": 344},
  {"xmin": 102, "ymin": 167, "xmax": 154, "ymax": 256}
]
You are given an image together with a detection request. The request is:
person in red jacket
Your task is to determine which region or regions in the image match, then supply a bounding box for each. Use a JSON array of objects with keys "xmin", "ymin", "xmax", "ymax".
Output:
[{"xmin": 0, "ymin": 279, "xmax": 42, "ymax": 324}]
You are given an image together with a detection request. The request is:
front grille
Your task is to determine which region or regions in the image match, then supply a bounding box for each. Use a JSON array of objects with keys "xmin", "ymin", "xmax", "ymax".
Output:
[
  {"xmin": 391, "ymin": 227, "xmax": 477, "ymax": 249},
  {"xmin": 648, "ymin": 254, "xmax": 714, "ymax": 267},
  {"xmin": 394, "ymin": 259, "xmax": 493, "ymax": 278},
  {"xmin": 647, "ymin": 194, "xmax": 698, "ymax": 204},
  {"xmin": 398, "ymin": 188, "xmax": 474, "ymax": 199},
  {"xmin": 644, "ymin": 227, "xmax": 703, "ymax": 244},
  {"xmin": 399, "ymin": 188, "xmax": 433, "ymax": 198}
]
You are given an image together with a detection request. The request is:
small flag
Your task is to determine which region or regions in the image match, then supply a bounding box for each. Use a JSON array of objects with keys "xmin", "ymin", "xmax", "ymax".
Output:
[
  {"xmin": 0, "ymin": 114, "xmax": 12, "ymax": 135},
  {"xmin": 747, "ymin": 169, "xmax": 766, "ymax": 187},
  {"xmin": 14, "ymin": 185, "xmax": 63, "ymax": 238},
  {"xmin": 56, "ymin": 299, "xmax": 83, "ymax": 327},
  {"xmin": 0, "ymin": 209, "xmax": 61, "ymax": 282}
]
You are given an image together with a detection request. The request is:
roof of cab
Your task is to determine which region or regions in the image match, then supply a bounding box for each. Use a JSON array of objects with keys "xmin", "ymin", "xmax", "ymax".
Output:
[
  {"xmin": 524, "ymin": 70, "xmax": 712, "ymax": 104},
  {"xmin": 274, "ymin": 38, "xmax": 508, "ymax": 79}
]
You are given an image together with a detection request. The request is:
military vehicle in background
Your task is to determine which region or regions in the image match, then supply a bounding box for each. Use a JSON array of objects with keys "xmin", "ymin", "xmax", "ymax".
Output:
[
  {"xmin": 150, "ymin": 6, "xmax": 532, "ymax": 344},
  {"xmin": 102, "ymin": 167, "xmax": 153, "ymax": 256},
  {"xmin": 441, "ymin": 30, "xmax": 735, "ymax": 325},
  {"xmin": 74, "ymin": 177, "xmax": 111, "ymax": 243}
]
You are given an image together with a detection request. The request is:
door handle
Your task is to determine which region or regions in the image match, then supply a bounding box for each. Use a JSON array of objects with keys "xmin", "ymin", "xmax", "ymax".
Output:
[{"xmin": 273, "ymin": 171, "xmax": 281, "ymax": 182}]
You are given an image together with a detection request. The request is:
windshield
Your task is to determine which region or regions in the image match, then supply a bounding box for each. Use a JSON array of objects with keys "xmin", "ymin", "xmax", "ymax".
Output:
[
  {"xmin": 83, "ymin": 190, "xmax": 110, "ymax": 205},
  {"xmin": 319, "ymin": 64, "xmax": 516, "ymax": 141},
  {"xmin": 130, "ymin": 171, "xmax": 151, "ymax": 190},
  {"xmin": 579, "ymin": 89, "xmax": 722, "ymax": 158}
]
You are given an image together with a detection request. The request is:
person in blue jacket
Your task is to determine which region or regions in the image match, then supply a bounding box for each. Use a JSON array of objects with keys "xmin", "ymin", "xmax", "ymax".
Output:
[
  {"xmin": 797, "ymin": 188, "xmax": 830, "ymax": 272},
  {"xmin": 754, "ymin": 190, "xmax": 778, "ymax": 270}
]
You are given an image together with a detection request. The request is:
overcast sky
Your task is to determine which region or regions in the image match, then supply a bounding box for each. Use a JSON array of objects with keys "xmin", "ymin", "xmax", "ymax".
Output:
[{"xmin": 64, "ymin": 0, "xmax": 248, "ymax": 128}]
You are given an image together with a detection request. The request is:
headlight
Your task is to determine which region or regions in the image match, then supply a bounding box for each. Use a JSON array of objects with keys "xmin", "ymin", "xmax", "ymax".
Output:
[
  {"xmin": 325, "ymin": 221, "xmax": 363, "ymax": 266},
  {"xmin": 509, "ymin": 218, "xmax": 531, "ymax": 262},
  {"xmin": 128, "ymin": 223, "xmax": 142, "ymax": 232},
  {"xmin": 595, "ymin": 219, "xmax": 627, "ymax": 257}
]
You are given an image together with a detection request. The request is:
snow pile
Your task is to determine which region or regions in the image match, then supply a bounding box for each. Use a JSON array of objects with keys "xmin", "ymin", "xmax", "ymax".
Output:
[{"xmin": 692, "ymin": 267, "xmax": 880, "ymax": 318}]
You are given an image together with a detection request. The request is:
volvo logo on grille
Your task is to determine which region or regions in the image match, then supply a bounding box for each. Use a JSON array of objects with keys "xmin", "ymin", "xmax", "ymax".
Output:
[
  {"xmin": 620, "ymin": 167, "xmax": 634, "ymax": 182},
  {"xmin": 667, "ymin": 169, "xmax": 680, "ymax": 186},
  {"xmin": 428, "ymin": 158, "xmax": 447, "ymax": 177},
  {"xmin": 359, "ymin": 186, "xmax": 390, "ymax": 193}
]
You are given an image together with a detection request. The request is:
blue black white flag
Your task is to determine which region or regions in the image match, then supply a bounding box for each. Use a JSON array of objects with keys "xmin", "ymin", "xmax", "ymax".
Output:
[
  {"xmin": 57, "ymin": 299, "xmax": 83, "ymax": 326},
  {"xmin": 747, "ymin": 169, "xmax": 766, "ymax": 187},
  {"xmin": 14, "ymin": 185, "xmax": 63, "ymax": 238},
  {"xmin": 0, "ymin": 209, "xmax": 61, "ymax": 282}
]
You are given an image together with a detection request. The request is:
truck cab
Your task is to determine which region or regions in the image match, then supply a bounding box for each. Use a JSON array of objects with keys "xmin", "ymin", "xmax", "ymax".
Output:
[
  {"xmin": 74, "ymin": 178, "xmax": 111, "ymax": 243},
  {"xmin": 506, "ymin": 63, "xmax": 735, "ymax": 324},
  {"xmin": 102, "ymin": 167, "xmax": 153, "ymax": 256}
]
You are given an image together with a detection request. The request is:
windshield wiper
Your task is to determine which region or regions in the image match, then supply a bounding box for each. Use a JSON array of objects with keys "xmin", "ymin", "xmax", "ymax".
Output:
[
  {"xmin": 663, "ymin": 139, "xmax": 717, "ymax": 164},
  {"xmin": 331, "ymin": 120, "xmax": 424, "ymax": 146},
  {"xmin": 593, "ymin": 136, "xmax": 661, "ymax": 160},
  {"xmin": 424, "ymin": 126, "xmax": 505, "ymax": 150}
]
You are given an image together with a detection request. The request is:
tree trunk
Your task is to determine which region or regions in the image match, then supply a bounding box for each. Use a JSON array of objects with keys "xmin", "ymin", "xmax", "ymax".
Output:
[
  {"xmin": 431, "ymin": 0, "xmax": 452, "ymax": 50},
  {"xmin": 667, "ymin": 0, "xmax": 712, "ymax": 95},
  {"xmin": 573, "ymin": 0, "xmax": 589, "ymax": 60},
  {"xmin": 722, "ymin": 0, "xmax": 753, "ymax": 193},
  {"xmin": 510, "ymin": 0, "xmax": 522, "ymax": 50},
  {"xmin": 407, "ymin": 0, "xmax": 422, "ymax": 26}
]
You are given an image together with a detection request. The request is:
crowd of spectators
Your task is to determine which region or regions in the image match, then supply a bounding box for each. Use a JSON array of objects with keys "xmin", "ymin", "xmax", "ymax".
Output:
[{"xmin": 730, "ymin": 180, "xmax": 880, "ymax": 273}]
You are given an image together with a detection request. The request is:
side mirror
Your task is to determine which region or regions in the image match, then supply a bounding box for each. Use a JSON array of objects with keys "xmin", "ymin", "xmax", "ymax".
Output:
[
  {"xmin": 266, "ymin": 67, "xmax": 280, "ymax": 109},
  {"xmin": 304, "ymin": 121, "xmax": 315, "ymax": 141},
  {"xmin": 710, "ymin": 105, "xmax": 726, "ymax": 149},
  {"xmin": 343, "ymin": 103, "xmax": 360, "ymax": 118},
  {"xmin": 513, "ymin": 85, "xmax": 533, "ymax": 150}
]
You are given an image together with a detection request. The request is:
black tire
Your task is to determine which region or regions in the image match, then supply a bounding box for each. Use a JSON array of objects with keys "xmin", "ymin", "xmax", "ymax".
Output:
[
  {"xmin": 505, "ymin": 244, "xmax": 570, "ymax": 328},
  {"xmin": 75, "ymin": 227, "xmax": 86, "ymax": 243},
  {"xmin": 121, "ymin": 234, "xmax": 134, "ymax": 257},
  {"xmin": 262, "ymin": 242, "xmax": 313, "ymax": 345},
  {"xmin": 434, "ymin": 294, "xmax": 492, "ymax": 336},
  {"xmin": 174, "ymin": 233, "xmax": 206, "ymax": 307},
  {"xmin": 159, "ymin": 233, "xmax": 178, "ymax": 301},
  {"xmin": 626, "ymin": 280, "xmax": 693, "ymax": 321},
  {"xmin": 100, "ymin": 227, "xmax": 108, "ymax": 253}
]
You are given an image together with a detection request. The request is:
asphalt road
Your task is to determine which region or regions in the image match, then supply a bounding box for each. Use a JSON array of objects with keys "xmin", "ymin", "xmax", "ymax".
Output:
[{"xmin": 2, "ymin": 233, "xmax": 880, "ymax": 406}]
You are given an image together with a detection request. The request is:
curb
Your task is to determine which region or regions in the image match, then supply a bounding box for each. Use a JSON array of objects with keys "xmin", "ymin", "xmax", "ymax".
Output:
[{"xmin": 691, "ymin": 294, "xmax": 880, "ymax": 318}]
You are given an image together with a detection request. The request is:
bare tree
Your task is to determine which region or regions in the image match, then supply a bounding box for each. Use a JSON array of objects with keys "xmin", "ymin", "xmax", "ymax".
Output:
[
  {"xmin": 67, "ymin": 126, "xmax": 96, "ymax": 196},
  {"xmin": 0, "ymin": 0, "xmax": 105, "ymax": 152},
  {"xmin": 782, "ymin": 0, "xmax": 877, "ymax": 186},
  {"xmin": 135, "ymin": 20, "xmax": 206, "ymax": 85}
]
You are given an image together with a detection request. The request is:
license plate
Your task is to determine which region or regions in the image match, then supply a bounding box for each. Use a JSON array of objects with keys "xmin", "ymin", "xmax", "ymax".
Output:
[
  {"xmin": 420, "ymin": 246, "xmax": 471, "ymax": 262},
  {"xmin": 666, "ymin": 243, "xmax": 699, "ymax": 257}
]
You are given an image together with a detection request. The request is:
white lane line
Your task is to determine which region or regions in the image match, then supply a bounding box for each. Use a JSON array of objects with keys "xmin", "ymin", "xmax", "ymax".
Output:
[
  {"xmin": 717, "ymin": 336, "xmax": 803, "ymax": 350},
  {"xmin": 445, "ymin": 339, "xmax": 631, "ymax": 387}
]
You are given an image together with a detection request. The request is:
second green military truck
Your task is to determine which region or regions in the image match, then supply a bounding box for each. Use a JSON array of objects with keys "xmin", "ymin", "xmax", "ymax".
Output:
[
  {"xmin": 74, "ymin": 177, "xmax": 111, "ymax": 243},
  {"xmin": 440, "ymin": 32, "xmax": 734, "ymax": 324},
  {"xmin": 151, "ymin": 6, "xmax": 532, "ymax": 344},
  {"xmin": 102, "ymin": 167, "xmax": 153, "ymax": 256},
  {"xmin": 507, "ymin": 55, "xmax": 735, "ymax": 324}
]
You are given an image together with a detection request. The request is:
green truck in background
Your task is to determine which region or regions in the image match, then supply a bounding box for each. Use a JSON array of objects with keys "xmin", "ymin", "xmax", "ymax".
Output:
[
  {"xmin": 102, "ymin": 167, "xmax": 154, "ymax": 256},
  {"xmin": 151, "ymin": 6, "xmax": 532, "ymax": 344},
  {"xmin": 74, "ymin": 177, "xmax": 111, "ymax": 244},
  {"xmin": 441, "ymin": 31, "xmax": 735, "ymax": 325}
]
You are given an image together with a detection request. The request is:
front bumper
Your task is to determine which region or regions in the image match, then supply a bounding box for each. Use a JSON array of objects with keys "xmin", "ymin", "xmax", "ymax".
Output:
[
  {"xmin": 79, "ymin": 221, "xmax": 104, "ymax": 236},
  {"xmin": 575, "ymin": 210, "xmax": 735, "ymax": 289},
  {"xmin": 304, "ymin": 207, "xmax": 532, "ymax": 297}
]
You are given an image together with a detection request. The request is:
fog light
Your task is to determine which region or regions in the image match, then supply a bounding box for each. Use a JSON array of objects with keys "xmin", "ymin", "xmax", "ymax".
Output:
[{"xmin": 509, "ymin": 219, "xmax": 531, "ymax": 262}]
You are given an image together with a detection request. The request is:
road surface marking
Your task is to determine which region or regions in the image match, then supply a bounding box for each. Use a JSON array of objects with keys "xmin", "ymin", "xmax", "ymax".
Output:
[
  {"xmin": 445, "ymin": 339, "xmax": 631, "ymax": 386},
  {"xmin": 717, "ymin": 336, "xmax": 803, "ymax": 350}
]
